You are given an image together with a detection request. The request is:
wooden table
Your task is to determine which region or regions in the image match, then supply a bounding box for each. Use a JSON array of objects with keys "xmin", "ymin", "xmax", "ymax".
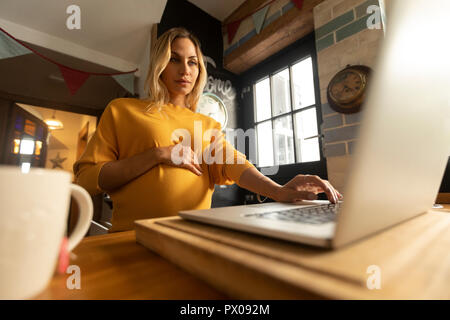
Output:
[
  {"xmin": 34, "ymin": 231, "xmax": 227, "ymax": 299},
  {"xmin": 35, "ymin": 205, "xmax": 449, "ymax": 300}
]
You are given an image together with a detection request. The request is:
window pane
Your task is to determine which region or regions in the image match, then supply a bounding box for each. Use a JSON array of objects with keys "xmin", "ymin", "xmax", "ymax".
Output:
[
  {"xmin": 20, "ymin": 139, "xmax": 35, "ymax": 155},
  {"xmin": 273, "ymin": 116, "xmax": 295, "ymax": 165},
  {"xmin": 271, "ymin": 69, "xmax": 291, "ymax": 116},
  {"xmin": 256, "ymin": 121, "xmax": 274, "ymax": 167},
  {"xmin": 294, "ymin": 108, "xmax": 320, "ymax": 162},
  {"xmin": 255, "ymin": 78, "xmax": 271, "ymax": 122},
  {"xmin": 292, "ymin": 57, "xmax": 316, "ymax": 110}
]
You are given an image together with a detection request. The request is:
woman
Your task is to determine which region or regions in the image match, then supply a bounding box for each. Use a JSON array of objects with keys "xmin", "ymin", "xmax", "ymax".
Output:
[{"xmin": 74, "ymin": 27, "xmax": 342, "ymax": 232}]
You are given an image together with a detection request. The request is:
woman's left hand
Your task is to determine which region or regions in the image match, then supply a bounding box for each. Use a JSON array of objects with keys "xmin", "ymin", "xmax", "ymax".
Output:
[{"xmin": 274, "ymin": 174, "xmax": 343, "ymax": 204}]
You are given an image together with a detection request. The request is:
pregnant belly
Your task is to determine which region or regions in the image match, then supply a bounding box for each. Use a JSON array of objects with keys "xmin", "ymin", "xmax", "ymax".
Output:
[
  {"xmin": 157, "ymin": 164, "xmax": 210, "ymax": 200},
  {"xmin": 112, "ymin": 164, "xmax": 212, "ymax": 218}
]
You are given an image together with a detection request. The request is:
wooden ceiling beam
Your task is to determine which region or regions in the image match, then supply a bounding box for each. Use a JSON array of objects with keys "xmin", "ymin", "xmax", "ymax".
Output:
[{"xmin": 223, "ymin": 0, "xmax": 325, "ymax": 75}]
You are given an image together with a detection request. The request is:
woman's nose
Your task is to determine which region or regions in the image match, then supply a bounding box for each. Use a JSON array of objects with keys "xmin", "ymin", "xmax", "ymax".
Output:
[{"xmin": 179, "ymin": 62, "xmax": 190, "ymax": 75}]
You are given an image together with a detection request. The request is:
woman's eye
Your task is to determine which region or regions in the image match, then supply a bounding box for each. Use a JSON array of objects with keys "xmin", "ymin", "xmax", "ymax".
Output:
[{"xmin": 189, "ymin": 61, "xmax": 198, "ymax": 66}]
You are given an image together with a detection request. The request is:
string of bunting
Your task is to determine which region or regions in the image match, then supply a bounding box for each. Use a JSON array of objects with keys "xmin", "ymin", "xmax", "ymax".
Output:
[
  {"xmin": 0, "ymin": 27, "xmax": 137, "ymax": 96},
  {"xmin": 225, "ymin": 0, "xmax": 304, "ymax": 44}
]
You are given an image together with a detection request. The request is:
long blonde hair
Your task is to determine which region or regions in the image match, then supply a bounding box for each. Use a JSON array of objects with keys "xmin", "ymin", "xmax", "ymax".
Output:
[{"xmin": 144, "ymin": 27, "xmax": 207, "ymax": 113}]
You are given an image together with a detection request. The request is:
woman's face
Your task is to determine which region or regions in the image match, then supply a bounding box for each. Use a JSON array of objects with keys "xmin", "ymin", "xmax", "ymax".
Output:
[{"xmin": 161, "ymin": 37, "xmax": 199, "ymax": 100}]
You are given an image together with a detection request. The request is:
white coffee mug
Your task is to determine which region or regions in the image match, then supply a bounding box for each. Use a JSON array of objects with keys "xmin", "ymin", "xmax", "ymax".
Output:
[{"xmin": 0, "ymin": 166, "xmax": 93, "ymax": 299}]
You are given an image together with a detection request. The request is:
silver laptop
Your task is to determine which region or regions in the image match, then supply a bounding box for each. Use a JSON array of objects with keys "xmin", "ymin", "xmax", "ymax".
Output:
[{"xmin": 179, "ymin": 0, "xmax": 450, "ymax": 248}]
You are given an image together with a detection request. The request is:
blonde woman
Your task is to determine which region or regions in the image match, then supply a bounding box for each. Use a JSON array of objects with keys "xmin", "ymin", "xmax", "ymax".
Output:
[{"xmin": 74, "ymin": 27, "xmax": 341, "ymax": 232}]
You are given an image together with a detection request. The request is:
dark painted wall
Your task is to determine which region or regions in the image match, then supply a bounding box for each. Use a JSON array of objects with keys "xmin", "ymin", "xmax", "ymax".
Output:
[{"xmin": 158, "ymin": 0, "xmax": 223, "ymax": 69}]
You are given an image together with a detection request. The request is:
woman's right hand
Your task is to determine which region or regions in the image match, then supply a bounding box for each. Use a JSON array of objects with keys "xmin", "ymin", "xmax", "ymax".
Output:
[{"xmin": 156, "ymin": 144, "xmax": 204, "ymax": 176}]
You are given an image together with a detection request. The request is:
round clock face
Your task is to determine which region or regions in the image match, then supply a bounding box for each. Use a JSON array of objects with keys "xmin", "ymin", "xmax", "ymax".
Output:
[
  {"xmin": 329, "ymin": 70, "xmax": 365, "ymax": 104},
  {"xmin": 196, "ymin": 93, "xmax": 228, "ymax": 129}
]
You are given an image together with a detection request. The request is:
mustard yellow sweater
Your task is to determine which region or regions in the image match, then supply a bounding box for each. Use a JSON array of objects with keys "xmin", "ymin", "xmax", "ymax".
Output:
[{"xmin": 73, "ymin": 98, "xmax": 255, "ymax": 232}]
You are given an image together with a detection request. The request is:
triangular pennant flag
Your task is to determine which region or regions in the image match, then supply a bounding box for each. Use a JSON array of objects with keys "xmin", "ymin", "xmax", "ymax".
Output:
[
  {"xmin": 252, "ymin": 6, "xmax": 269, "ymax": 34},
  {"xmin": 227, "ymin": 20, "xmax": 241, "ymax": 44},
  {"xmin": 58, "ymin": 65, "xmax": 90, "ymax": 95},
  {"xmin": 291, "ymin": 0, "xmax": 304, "ymax": 10},
  {"xmin": 0, "ymin": 31, "xmax": 32, "ymax": 60},
  {"xmin": 112, "ymin": 73, "xmax": 135, "ymax": 95}
]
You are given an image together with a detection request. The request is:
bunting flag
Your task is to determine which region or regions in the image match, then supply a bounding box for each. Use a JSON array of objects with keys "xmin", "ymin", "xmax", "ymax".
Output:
[
  {"xmin": 112, "ymin": 73, "xmax": 135, "ymax": 95},
  {"xmin": 0, "ymin": 27, "xmax": 137, "ymax": 96},
  {"xmin": 292, "ymin": 0, "xmax": 304, "ymax": 10},
  {"xmin": 227, "ymin": 20, "xmax": 241, "ymax": 44},
  {"xmin": 252, "ymin": 6, "xmax": 269, "ymax": 34},
  {"xmin": 225, "ymin": 0, "xmax": 305, "ymax": 44},
  {"xmin": 58, "ymin": 65, "xmax": 90, "ymax": 95},
  {"xmin": 0, "ymin": 30, "xmax": 32, "ymax": 60}
]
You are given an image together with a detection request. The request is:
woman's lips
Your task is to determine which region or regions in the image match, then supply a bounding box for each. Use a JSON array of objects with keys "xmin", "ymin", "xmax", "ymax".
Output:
[{"xmin": 176, "ymin": 80, "xmax": 190, "ymax": 86}]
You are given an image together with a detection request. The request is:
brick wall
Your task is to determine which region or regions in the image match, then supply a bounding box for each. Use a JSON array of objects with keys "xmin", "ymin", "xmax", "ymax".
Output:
[{"xmin": 313, "ymin": 0, "xmax": 384, "ymax": 191}]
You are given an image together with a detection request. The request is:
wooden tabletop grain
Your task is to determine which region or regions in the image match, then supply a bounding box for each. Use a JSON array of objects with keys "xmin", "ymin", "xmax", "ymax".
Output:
[
  {"xmin": 34, "ymin": 204, "xmax": 450, "ymax": 300},
  {"xmin": 34, "ymin": 231, "xmax": 227, "ymax": 300}
]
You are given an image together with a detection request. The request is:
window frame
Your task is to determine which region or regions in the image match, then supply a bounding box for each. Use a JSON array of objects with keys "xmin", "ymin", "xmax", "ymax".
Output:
[
  {"xmin": 239, "ymin": 33, "xmax": 328, "ymax": 184},
  {"xmin": 253, "ymin": 56, "xmax": 320, "ymax": 166}
]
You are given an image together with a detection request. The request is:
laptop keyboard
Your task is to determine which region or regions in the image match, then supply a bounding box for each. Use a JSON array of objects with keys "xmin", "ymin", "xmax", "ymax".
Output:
[{"xmin": 243, "ymin": 203, "xmax": 340, "ymax": 225}]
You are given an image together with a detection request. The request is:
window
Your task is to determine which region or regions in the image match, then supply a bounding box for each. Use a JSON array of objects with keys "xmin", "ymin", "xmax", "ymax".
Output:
[
  {"xmin": 240, "ymin": 33, "xmax": 327, "ymax": 182},
  {"xmin": 253, "ymin": 56, "xmax": 321, "ymax": 168},
  {"xmin": 19, "ymin": 138, "xmax": 35, "ymax": 155}
]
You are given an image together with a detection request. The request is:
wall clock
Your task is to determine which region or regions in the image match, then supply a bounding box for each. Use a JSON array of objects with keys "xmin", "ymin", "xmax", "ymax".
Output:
[
  {"xmin": 196, "ymin": 92, "xmax": 228, "ymax": 130},
  {"xmin": 327, "ymin": 65, "xmax": 372, "ymax": 114}
]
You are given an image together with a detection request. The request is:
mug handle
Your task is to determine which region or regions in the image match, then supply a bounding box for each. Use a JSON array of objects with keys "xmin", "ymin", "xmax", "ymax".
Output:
[{"xmin": 67, "ymin": 184, "xmax": 93, "ymax": 252}]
